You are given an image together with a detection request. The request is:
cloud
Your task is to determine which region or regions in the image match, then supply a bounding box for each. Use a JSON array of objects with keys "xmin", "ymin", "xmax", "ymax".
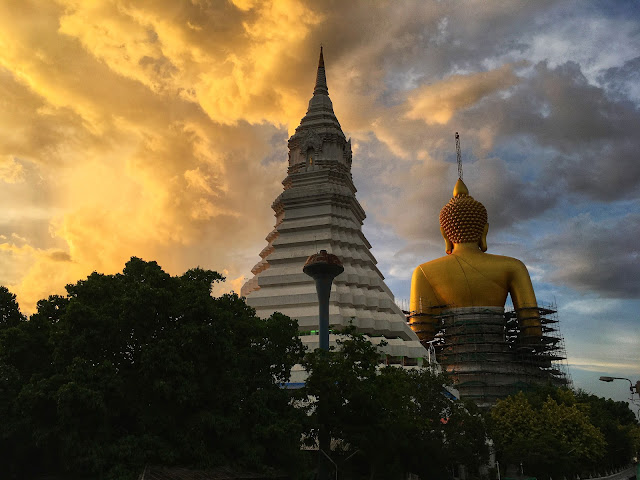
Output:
[
  {"xmin": 570, "ymin": 359, "xmax": 640, "ymax": 374},
  {"xmin": 525, "ymin": 6, "xmax": 640, "ymax": 80},
  {"xmin": 562, "ymin": 298, "xmax": 624, "ymax": 316},
  {"xmin": 569, "ymin": 360, "xmax": 640, "ymax": 375},
  {"xmin": 0, "ymin": 157, "xmax": 24, "ymax": 183},
  {"xmin": 538, "ymin": 212, "xmax": 640, "ymax": 298},
  {"xmin": 598, "ymin": 56, "xmax": 640, "ymax": 101},
  {"xmin": 0, "ymin": 0, "xmax": 303, "ymax": 311},
  {"xmin": 405, "ymin": 64, "xmax": 521, "ymax": 125},
  {"xmin": 0, "ymin": 0, "xmax": 639, "ymax": 324},
  {"xmin": 463, "ymin": 61, "xmax": 640, "ymax": 201},
  {"xmin": 5, "ymin": 117, "xmax": 287, "ymax": 312},
  {"xmin": 384, "ymin": 153, "xmax": 558, "ymax": 244},
  {"xmin": 367, "ymin": 59, "xmax": 640, "ymax": 256}
]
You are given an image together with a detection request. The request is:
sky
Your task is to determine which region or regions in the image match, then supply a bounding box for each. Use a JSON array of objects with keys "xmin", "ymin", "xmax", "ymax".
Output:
[{"xmin": 0, "ymin": 0, "xmax": 638, "ymax": 410}]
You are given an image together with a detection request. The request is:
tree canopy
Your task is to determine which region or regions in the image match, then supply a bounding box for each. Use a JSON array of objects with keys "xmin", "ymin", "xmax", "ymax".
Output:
[
  {"xmin": 2, "ymin": 259, "xmax": 636, "ymax": 480},
  {"xmin": 300, "ymin": 328, "xmax": 489, "ymax": 479},
  {"xmin": 0, "ymin": 258, "xmax": 305, "ymax": 479},
  {"xmin": 0, "ymin": 261, "xmax": 491, "ymax": 480},
  {"xmin": 488, "ymin": 385, "xmax": 640, "ymax": 480},
  {"xmin": 0, "ymin": 286, "xmax": 25, "ymax": 328}
]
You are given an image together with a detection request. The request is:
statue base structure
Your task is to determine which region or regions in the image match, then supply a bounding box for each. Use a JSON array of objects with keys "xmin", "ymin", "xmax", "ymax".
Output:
[{"xmin": 415, "ymin": 305, "xmax": 570, "ymax": 408}]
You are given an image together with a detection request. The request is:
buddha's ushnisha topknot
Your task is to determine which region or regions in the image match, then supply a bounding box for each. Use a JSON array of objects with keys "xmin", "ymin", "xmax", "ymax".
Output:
[{"xmin": 439, "ymin": 179, "xmax": 487, "ymax": 244}]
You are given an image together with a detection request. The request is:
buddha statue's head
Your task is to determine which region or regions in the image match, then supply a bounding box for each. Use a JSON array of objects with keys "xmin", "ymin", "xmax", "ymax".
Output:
[{"xmin": 439, "ymin": 178, "xmax": 489, "ymax": 254}]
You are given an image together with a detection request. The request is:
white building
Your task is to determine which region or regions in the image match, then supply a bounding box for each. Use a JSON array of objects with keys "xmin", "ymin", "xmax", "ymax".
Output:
[{"xmin": 241, "ymin": 48, "xmax": 427, "ymax": 371}]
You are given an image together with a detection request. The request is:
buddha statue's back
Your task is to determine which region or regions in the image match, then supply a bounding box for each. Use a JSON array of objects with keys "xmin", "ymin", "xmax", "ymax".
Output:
[
  {"xmin": 409, "ymin": 178, "xmax": 542, "ymax": 343},
  {"xmin": 408, "ymin": 176, "xmax": 570, "ymax": 406}
]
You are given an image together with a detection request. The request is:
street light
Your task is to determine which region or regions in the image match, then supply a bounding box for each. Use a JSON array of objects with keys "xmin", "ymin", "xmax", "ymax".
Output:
[
  {"xmin": 303, "ymin": 250, "xmax": 344, "ymax": 480},
  {"xmin": 598, "ymin": 376, "xmax": 640, "ymax": 397},
  {"xmin": 599, "ymin": 376, "xmax": 640, "ymax": 479}
]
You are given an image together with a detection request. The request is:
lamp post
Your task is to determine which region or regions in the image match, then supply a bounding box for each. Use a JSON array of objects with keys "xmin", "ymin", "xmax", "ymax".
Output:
[
  {"xmin": 599, "ymin": 376, "xmax": 640, "ymax": 479},
  {"xmin": 304, "ymin": 250, "xmax": 344, "ymax": 480},
  {"xmin": 598, "ymin": 376, "xmax": 640, "ymax": 398},
  {"xmin": 303, "ymin": 249, "xmax": 344, "ymax": 351}
]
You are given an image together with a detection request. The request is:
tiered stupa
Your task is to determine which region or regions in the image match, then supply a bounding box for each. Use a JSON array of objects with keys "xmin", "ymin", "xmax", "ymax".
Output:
[{"xmin": 241, "ymin": 48, "xmax": 426, "ymax": 364}]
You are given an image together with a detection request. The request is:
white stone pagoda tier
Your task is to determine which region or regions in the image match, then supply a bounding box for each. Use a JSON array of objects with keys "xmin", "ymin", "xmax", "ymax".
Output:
[{"xmin": 241, "ymin": 48, "xmax": 427, "ymax": 362}]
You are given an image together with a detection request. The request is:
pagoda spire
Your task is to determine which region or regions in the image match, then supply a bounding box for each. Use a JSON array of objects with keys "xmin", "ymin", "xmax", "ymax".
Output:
[
  {"xmin": 241, "ymin": 47, "xmax": 427, "ymax": 371},
  {"xmin": 294, "ymin": 46, "xmax": 341, "ymax": 135},
  {"xmin": 313, "ymin": 46, "xmax": 328, "ymax": 96}
]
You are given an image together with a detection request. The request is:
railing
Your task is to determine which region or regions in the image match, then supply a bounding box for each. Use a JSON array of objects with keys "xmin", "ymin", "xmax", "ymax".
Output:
[{"xmin": 583, "ymin": 464, "xmax": 637, "ymax": 480}]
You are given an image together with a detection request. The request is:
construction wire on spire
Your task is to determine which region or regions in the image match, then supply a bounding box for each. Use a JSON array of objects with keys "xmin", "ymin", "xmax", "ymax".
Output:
[{"xmin": 455, "ymin": 132, "xmax": 463, "ymax": 180}]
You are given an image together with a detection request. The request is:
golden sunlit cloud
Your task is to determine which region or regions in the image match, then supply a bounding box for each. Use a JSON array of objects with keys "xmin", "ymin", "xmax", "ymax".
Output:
[
  {"xmin": 0, "ymin": 157, "xmax": 24, "ymax": 183},
  {"xmin": 0, "ymin": 0, "xmax": 320, "ymax": 312},
  {"xmin": 569, "ymin": 358, "xmax": 640, "ymax": 374},
  {"xmin": 405, "ymin": 64, "xmax": 521, "ymax": 125},
  {"xmin": 0, "ymin": 0, "xmax": 524, "ymax": 313}
]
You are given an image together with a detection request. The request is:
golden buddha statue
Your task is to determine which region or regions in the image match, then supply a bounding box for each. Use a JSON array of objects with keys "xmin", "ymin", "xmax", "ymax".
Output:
[{"xmin": 409, "ymin": 178, "xmax": 542, "ymax": 343}]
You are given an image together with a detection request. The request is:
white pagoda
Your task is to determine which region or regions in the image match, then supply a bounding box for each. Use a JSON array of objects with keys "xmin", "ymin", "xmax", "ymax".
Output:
[{"xmin": 241, "ymin": 48, "xmax": 426, "ymax": 364}]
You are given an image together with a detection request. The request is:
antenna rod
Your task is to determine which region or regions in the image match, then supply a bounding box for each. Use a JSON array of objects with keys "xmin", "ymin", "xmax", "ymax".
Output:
[{"xmin": 455, "ymin": 132, "xmax": 463, "ymax": 180}]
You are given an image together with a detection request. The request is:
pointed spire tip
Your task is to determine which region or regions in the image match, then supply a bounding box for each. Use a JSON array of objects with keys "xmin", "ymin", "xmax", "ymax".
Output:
[{"xmin": 313, "ymin": 45, "xmax": 328, "ymax": 96}]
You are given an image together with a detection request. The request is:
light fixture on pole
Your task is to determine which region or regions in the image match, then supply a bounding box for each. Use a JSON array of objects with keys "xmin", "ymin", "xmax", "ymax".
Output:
[
  {"xmin": 303, "ymin": 249, "xmax": 344, "ymax": 480},
  {"xmin": 303, "ymin": 250, "xmax": 344, "ymax": 352},
  {"xmin": 598, "ymin": 376, "xmax": 640, "ymax": 398},
  {"xmin": 599, "ymin": 375, "xmax": 640, "ymax": 478}
]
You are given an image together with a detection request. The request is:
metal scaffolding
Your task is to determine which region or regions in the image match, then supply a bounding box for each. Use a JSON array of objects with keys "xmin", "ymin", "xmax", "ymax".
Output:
[{"xmin": 405, "ymin": 303, "xmax": 571, "ymax": 407}]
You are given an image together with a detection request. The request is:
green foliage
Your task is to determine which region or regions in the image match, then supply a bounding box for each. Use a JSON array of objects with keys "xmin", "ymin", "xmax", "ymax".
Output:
[
  {"xmin": 0, "ymin": 286, "xmax": 25, "ymax": 328},
  {"xmin": 573, "ymin": 390, "xmax": 639, "ymax": 469},
  {"xmin": 490, "ymin": 390, "xmax": 608, "ymax": 479},
  {"xmin": 0, "ymin": 258, "xmax": 305, "ymax": 479},
  {"xmin": 629, "ymin": 423, "xmax": 640, "ymax": 454},
  {"xmin": 496, "ymin": 384, "xmax": 640, "ymax": 474},
  {"xmin": 301, "ymin": 327, "xmax": 488, "ymax": 479}
]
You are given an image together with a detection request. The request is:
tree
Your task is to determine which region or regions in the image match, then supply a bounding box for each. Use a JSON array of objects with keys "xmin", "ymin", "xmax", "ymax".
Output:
[
  {"xmin": 574, "ymin": 390, "xmax": 639, "ymax": 470},
  {"xmin": 490, "ymin": 391, "xmax": 606, "ymax": 479},
  {"xmin": 0, "ymin": 286, "xmax": 55, "ymax": 477},
  {"xmin": 506, "ymin": 384, "xmax": 640, "ymax": 473},
  {"xmin": 0, "ymin": 286, "xmax": 25, "ymax": 328},
  {"xmin": 301, "ymin": 327, "xmax": 488, "ymax": 479},
  {"xmin": 0, "ymin": 258, "xmax": 306, "ymax": 479}
]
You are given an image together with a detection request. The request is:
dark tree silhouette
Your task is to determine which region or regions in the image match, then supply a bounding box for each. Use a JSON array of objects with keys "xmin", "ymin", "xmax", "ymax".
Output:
[
  {"xmin": 0, "ymin": 258, "xmax": 305, "ymax": 479},
  {"xmin": 300, "ymin": 327, "xmax": 488, "ymax": 479}
]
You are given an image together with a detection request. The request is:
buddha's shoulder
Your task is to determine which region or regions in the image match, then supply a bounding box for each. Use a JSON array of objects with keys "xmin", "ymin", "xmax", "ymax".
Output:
[
  {"xmin": 415, "ymin": 253, "xmax": 527, "ymax": 271},
  {"xmin": 414, "ymin": 256, "xmax": 457, "ymax": 275},
  {"xmin": 481, "ymin": 253, "xmax": 528, "ymax": 270}
]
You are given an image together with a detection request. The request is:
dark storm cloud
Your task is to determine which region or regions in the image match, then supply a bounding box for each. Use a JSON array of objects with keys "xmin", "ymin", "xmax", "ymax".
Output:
[
  {"xmin": 538, "ymin": 212, "xmax": 640, "ymax": 298},
  {"xmin": 451, "ymin": 61, "xmax": 640, "ymax": 203},
  {"xmin": 315, "ymin": 0, "xmax": 557, "ymax": 81},
  {"xmin": 598, "ymin": 56, "xmax": 640, "ymax": 101},
  {"xmin": 369, "ymin": 54, "xmax": 640, "ymax": 304},
  {"xmin": 382, "ymin": 152, "xmax": 559, "ymax": 247},
  {"xmin": 500, "ymin": 62, "xmax": 631, "ymax": 147}
]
